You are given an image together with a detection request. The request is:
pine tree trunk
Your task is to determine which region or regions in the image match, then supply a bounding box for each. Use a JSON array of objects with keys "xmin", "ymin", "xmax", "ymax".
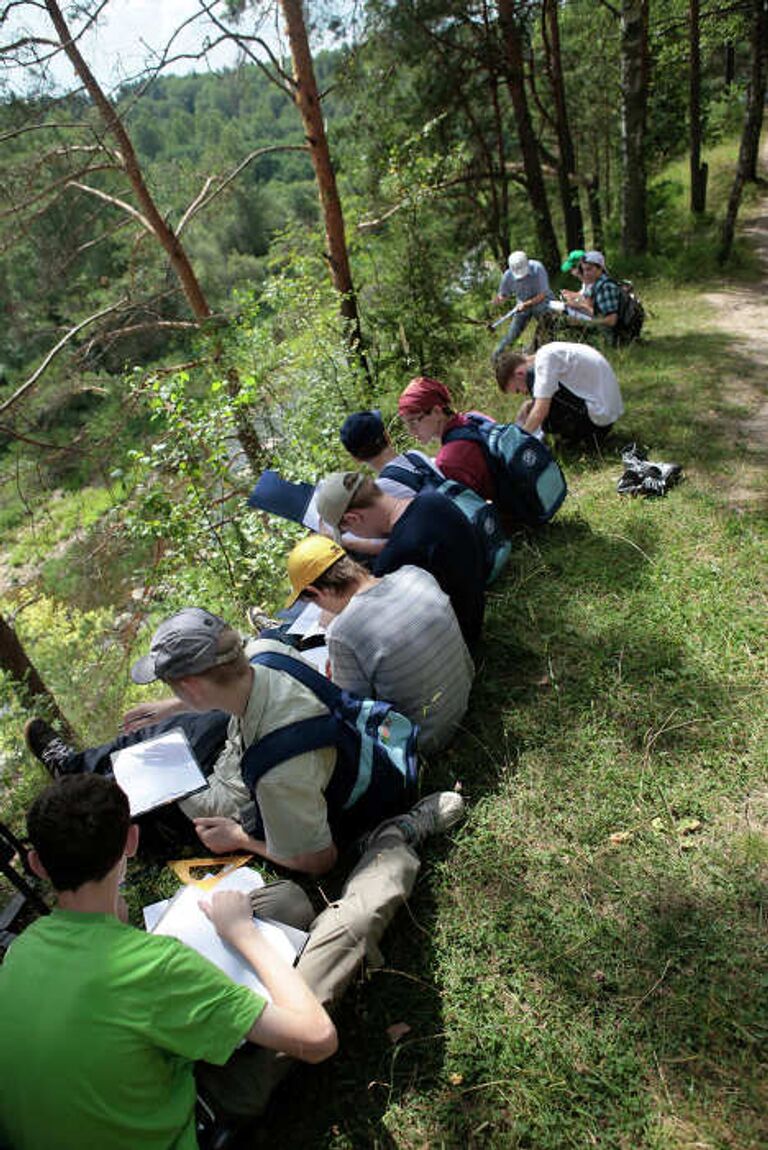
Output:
[
  {"xmin": 741, "ymin": 0, "xmax": 768, "ymax": 183},
  {"xmin": 720, "ymin": 0, "xmax": 768, "ymax": 260},
  {"xmin": 498, "ymin": 0, "xmax": 560, "ymax": 268},
  {"xmin": 689, "ymin": 0, "xmax": 708, "ymax": 213},
  {"xmin": 620, "ymin": 0, "xmax": 650, "ymax": 255},
  {"xmin": 542, "ymin": 0, "xmax": 584, "ymax": 250},
  {"xmin": 0, "ymin": 614, "xmax": 77, "ymax": 743},
  {"xmin": 279, "ymin": 0, "xmax": 369, "ymax": 383},
  {"xmin": 43, "ymin": 0, "xmax": 265, "ymax": 474},
  {"xmin": 43, "ymin": 0, "xmax": 211, "ymax": 322}
]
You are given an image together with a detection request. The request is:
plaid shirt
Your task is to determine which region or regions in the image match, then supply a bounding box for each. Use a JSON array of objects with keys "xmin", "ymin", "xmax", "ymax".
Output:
[{"xmin": 592, "ymin": 273, "xmax": 622, "ymax": 317}]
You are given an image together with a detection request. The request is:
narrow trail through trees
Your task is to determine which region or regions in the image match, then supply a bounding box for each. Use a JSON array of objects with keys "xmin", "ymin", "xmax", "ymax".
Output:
[{"xmin": 702, "ymin": 140, "xmax": 768, "ymax": 471}]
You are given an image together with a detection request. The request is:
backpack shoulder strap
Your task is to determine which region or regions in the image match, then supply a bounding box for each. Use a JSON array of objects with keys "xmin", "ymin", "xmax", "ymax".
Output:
[
  {"xmin": 380, "ymin": 452, "xmax": 440, "ymax": 490},
  {"xmin": 442, "ymin": 416, "xmax": 487, "ymax": 447},
  {"xmin": 250, "ymin": 649, "xmax": 341, "ymax": 711},
  {"xmin": 379, "ymin": 463, "xmax": 422, "ymax": 491},
  {"xmin": 241, "ymin": 713, "xmax": 340, "ymax": 790}
]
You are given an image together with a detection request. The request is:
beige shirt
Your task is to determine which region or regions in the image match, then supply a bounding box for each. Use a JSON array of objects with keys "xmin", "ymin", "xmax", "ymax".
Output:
[{"xmin": 180, "ymin": 639, "xmax": 336, "ymax": 860}]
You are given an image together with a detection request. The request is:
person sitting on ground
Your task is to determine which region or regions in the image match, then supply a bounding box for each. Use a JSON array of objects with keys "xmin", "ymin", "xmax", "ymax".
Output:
[
  {"xmin": 315, "ymin": 472, "xmax": 485, "ymax": 650},
  {"xmin": 492, "ymin": 249, "xmax": 555, "ymax": 355},
  {"xmin": 25, "ymin": 607, "xmax": 409, "ymax": 870},
  {"xmin": 561, "ymin": 250, "xmax": 621, "ymax": 341},
  {"xmin": 397, "ymin": 376, "xmax": 496, "ymax": 501},
  {"xmin": 0, "ymin": 773, "xmax": 464, "ymax": 1143},
  {"xmin": 495, "ymin": 341, "xmax": 624, "ymax": 445},
  {"xmin": 339, "ymin": 408, "xmax": 442, "ymax": 500},
  {"xmin": 559, "ymin": 249, "xmax": 593, "ymax": 321},
  {"xmin": 285, "ymin": 534, "xmax": 474, "ymax": 754},
  {"xmin": 0, "ymin": 773, "xmax": 337, "ymax": 1150}
]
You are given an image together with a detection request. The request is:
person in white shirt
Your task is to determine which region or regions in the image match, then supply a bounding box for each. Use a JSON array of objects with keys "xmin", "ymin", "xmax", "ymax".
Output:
[{"xmin": 495, "ymin": 341, "xmax": 624, "ymax": 446}]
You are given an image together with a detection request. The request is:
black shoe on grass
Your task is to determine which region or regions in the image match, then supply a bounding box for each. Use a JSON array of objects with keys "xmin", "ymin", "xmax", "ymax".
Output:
[{"xmin": 24, "ymin": 719, "xmax": 76, "ymax": 779}]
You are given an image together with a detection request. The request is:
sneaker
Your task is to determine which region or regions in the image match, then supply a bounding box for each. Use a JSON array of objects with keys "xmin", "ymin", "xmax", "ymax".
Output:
[
  {"xmin": 24, "ymin": 718, "xmax": 76, "ymax": 779},
  {"xmin": 367, "ymin": 791, "xmax": 465, "ymax": 850},
  {"xmin": 616, "ymin": 468, "xmax": 642, "ymax": 495},
  {"xmin": 246, "ymin": 605, "xmax": 280, "ymax": 633}
]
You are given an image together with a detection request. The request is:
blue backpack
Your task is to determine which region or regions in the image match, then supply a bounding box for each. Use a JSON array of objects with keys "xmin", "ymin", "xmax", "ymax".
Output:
[
  {"xmin": 379, "ymin": 452, "xmax": 511, "ymax": 585},
  {"xmin": 241, "ymin": 651, "xmax": 419, "ymax": 847},
  {"xmin": 443, "ymin": 414, "xmax": 567, "ymax": 527}
]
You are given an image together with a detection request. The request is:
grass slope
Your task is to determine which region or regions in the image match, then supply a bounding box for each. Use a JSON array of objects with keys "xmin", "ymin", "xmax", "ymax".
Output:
[
  {"xmin": 254, "ymin": 288, "xmax": 766, "ymax": 1147},
  {"xmin": 1, "ymin": 170, "xmax": 766, "ymax": 1148}
]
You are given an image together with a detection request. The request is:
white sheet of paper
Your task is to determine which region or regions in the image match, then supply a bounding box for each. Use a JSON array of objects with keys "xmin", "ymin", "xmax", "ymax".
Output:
[
  {"xmin": 287, "ymin": 600, "xmax": 324, "ymax": 636},
  {"xmin": 151, "ymin": 868, "xmax": 306, "ymax": 1001},
  {"xmin": 143, "ymin": 898, "xmax": 169, "ymax": 932},
  {"xmin": 111, "ymin": 729, "xmax": 207, "ymax": 817},
  {"xmin": 299, "ymin": 645, "xmax": 329, "ymax": 672}
]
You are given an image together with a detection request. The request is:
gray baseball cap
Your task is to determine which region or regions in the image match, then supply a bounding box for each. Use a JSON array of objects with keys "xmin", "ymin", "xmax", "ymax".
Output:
[
  {"xmin": 130, "ymin": 607, "xmax": 243, "ymax": 684},
  {"xmin": 314, "ymin": 472, "xmax": 366, "ymax": 541}
]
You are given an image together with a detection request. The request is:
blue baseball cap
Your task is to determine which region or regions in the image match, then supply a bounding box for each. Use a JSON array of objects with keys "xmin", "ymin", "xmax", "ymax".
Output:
[{"xmin": 340, "ymin": 410, "xmax": 387, "ymax": 458}]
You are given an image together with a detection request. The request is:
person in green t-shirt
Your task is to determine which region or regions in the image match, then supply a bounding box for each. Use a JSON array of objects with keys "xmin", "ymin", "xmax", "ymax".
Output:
[{"xmin": 0, "ymin": 775, "xmax": 337, "ymax": 1150}]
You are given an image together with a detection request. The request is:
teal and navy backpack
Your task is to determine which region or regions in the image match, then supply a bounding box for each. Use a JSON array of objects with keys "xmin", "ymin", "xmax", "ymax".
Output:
[
  {"xmin": 241, "ymin": 651, "xmax": 419, "ymax": 847},
  {"xmin": 379, "ymin": 452, "xmax": 511, "ymax": 585},
  {"xmin": 443, "ymin": 414, "xmax": 567, "ymax": 527}
]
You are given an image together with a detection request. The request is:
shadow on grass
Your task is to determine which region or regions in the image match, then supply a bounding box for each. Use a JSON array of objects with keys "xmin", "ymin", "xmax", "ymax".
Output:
[{"xmin": 240, "ymin": 867, "xmax": 449, "ymax": 1149}]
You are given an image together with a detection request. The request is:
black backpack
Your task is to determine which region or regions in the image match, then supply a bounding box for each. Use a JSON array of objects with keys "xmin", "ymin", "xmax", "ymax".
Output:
[
  {"xmin": 614, "ymin": 280, "xmax": 645, "ymax": 344},
  {"xmin": 379, "ymin": 453, "xmax": 511, "ymax": 585}
]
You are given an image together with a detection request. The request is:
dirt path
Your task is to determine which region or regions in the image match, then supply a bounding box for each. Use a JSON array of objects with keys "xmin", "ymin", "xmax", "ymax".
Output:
[{"xmin": 701, "ymin": 142, "xmax": 768, "ymax": 463}]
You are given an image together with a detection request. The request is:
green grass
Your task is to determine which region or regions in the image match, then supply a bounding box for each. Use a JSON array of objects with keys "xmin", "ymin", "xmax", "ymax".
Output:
[
  {"xmin": 1, "ymin": 146, "xmax": 766, "ymax": 1148},
  {"xmin": 3, "ymin": 483, "xmax": 124, "ymax": 568}
]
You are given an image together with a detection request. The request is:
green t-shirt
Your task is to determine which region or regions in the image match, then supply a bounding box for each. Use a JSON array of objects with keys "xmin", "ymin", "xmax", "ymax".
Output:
[{"xmin": 0, "ymin": 909, "xmax": 265, "ymax": 1150}]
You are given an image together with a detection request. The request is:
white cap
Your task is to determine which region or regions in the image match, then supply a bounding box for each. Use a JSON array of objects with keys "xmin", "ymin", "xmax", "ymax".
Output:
[{"xmin": 508, "ymin": 250, "xmax": 529, "ymax": 278}]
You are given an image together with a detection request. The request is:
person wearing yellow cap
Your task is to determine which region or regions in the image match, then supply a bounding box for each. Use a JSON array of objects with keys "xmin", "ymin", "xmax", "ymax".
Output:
[{"xmin": 285, "ymin": 535, "xmax": 474, "ymax": 755}]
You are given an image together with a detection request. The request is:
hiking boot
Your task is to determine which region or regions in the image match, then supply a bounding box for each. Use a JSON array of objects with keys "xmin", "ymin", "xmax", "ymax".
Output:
[
  {"xmin": 616, "ymin": 468, "xmax": 642, "ymax": 495},
  {"xmin": 620, "ymin": 443, "xmax": 647, "ymax": 468},
  {"xmin": 24, "ymin": 718, "xmax": 76, "ymax": 779},
  {"xmin": 367, "ymin": 791, "xmax": 465, "ymax": 850}
]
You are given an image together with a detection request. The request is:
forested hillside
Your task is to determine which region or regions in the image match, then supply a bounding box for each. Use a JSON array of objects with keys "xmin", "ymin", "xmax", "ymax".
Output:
[{"xmin": 0, "ymin": 0, "xmax": 766, "ymax": 1146}]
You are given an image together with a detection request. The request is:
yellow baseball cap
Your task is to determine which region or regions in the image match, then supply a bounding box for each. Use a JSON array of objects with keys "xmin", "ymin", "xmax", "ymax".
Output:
[{"xmin": 285, "ymin": 534, "xmax": 346, "ymax": 607}]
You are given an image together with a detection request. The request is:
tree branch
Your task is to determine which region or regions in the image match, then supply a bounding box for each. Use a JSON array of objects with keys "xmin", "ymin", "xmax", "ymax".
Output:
[
  {"xmin": 177, "ymin": 143, "xmax": 310, "ymax": 233},
  {"xmin": 196, "ymin": 0, "xmax": 296, "ymax": 95},
  {"xmin": 0, "ymin": 297, "xmax": 128, "ymax": 417},
  {"xmin": 67, "ymin": 180, "xmax": 154, "ymax": 233},
  {"xmin": 0, "ymin": 162, "xmax": 119, "ymax": 222}
]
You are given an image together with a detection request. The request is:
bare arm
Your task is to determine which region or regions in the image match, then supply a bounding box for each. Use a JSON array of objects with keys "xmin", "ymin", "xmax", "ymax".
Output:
[
  {"xmin": 193, "ymin": 817, "xmax": 339, "ymax": 875},
  {"xmin": 340, "ymin": 534, "xmax": 386, "ymax": 557},
  {"xmin": 519, "ymin": 290, "xmax": 548, "ymax": 310},
  {"xmin": 121, "ymin": 697, "xmax": 187, "ymax": 733},
  {"xmin": 201, "ymin": 891, "xmax": 337, "ymax": 1062},
  {"xmin": 521, "ymin": 397, "xmax": 552, "ymax": 435}
]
